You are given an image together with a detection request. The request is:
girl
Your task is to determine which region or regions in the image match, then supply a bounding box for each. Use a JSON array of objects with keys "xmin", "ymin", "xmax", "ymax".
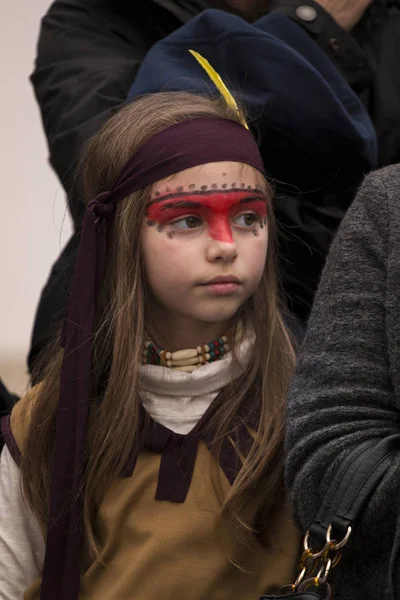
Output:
[
  {"xmin": 286, "ymin": 164, "xmax": 400, "ymax": 598},
  {"xmin": 0, "ymin": 90, "xmax": 299, "ymax": 599}
]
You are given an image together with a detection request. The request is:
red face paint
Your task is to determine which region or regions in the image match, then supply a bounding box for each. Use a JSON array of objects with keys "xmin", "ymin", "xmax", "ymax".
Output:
[{"xmin": 146, "ymin": 189, "xmax": 267, "ymax": 243}]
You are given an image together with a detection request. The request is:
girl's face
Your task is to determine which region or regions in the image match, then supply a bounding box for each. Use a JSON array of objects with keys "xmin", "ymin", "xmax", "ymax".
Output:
[{"xmin": 141, "ymin": 161, "xmax": 268, "ymax": 338}]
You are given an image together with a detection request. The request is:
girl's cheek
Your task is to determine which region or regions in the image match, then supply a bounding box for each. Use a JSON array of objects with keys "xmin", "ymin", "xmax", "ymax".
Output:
[
  {"xmin": 148, "ymin": 232, "xmax": 195, "ymax": 258},
  {"xmin": 246, "ymin": 229, "xmax": 268, "ymax": 257}
]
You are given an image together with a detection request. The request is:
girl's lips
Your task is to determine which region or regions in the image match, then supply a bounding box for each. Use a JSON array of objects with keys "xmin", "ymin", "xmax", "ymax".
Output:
[
  {"xmin": 203, "ymin": 275, "xmax": 241, "ymax": 285},
  {"xmin": 203, "ymin": 282, "xmax": 240, "ymax": 295}
]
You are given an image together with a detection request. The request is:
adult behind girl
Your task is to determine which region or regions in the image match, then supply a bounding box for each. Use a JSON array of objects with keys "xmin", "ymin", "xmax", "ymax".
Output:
[
  {"xmin": 286, "ymin": 163, "xmax": 400, "ymax": 598},
  {"xmin": 0, "ymin": 91, "xmax": 299, "ymax": 599}
]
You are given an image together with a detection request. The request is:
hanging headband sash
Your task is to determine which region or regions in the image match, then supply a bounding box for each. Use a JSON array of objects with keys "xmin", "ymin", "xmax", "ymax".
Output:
[{"xmin": 40, "ymin": 116, "xmax": 265, "ymax": 600}]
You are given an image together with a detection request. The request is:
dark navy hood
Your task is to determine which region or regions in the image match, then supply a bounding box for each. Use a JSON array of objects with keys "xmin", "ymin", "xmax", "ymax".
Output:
[{"xmin": 128, "ymin": 9, "xmax": 377, "ymax": 191}]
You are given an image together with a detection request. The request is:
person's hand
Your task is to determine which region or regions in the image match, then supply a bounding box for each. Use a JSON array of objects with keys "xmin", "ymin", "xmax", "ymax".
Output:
[{"xmin": 315, "ymin": 0, "xmax": 373, "ymax": 30}]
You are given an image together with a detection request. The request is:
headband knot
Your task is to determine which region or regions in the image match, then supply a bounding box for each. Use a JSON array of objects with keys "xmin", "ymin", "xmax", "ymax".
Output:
[{"xmin": 88, "ymin": 192, "xmax": 116, "ymax": 220}]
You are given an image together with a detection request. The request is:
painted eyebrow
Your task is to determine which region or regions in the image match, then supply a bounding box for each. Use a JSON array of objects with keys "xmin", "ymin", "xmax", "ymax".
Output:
[
  {"xmin": 160, "ymin": 196, "xmax": 266, "ymax": 211},
  {"xmin": 161, "ymin": 200, "xmax": 203, "ymax": 210},
  {"xmin": 238, "ymin": 196, "xmax": 267, "ymax": 205},
  {"xmin": 148, "ymin": 188, "xmax": 266, "ymax": 207}
]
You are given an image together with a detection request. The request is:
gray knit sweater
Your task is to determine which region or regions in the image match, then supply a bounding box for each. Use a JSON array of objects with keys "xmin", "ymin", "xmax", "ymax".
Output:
[{"xmin": 286, "ymin": 164, "xmax": 400, "ymax": 600}]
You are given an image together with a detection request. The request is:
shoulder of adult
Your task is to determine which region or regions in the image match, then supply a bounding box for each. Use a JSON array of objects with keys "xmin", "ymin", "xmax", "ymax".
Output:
[
  {"xmin": 1, "ymin": 384, "xmax": 43, "ymax": 465},
  {"xmin": 348, "ymin": 164, "xmax": 400, "ymax": 234},
  {"xmin": 341, "ymin": 164, "xmax": 400, "ymax": 232},
  {"xmin": 367, "ymin": 163, "xmax": 400, "ymax": 201}
]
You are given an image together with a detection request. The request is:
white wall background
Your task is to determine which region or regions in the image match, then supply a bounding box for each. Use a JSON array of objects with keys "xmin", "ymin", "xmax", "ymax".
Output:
[{"xmin": 0, "ymin": 1, "xmax": 73, "ymax": 394}]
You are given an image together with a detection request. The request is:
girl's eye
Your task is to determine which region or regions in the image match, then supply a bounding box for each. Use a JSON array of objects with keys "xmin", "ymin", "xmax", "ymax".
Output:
[
  {"xmin": 171, "ymin": 216, "xmax": 203, "ymax": 230},
  {"xmin": 233, "ymin": 213, "xmax": 258, "ymax": 227}
]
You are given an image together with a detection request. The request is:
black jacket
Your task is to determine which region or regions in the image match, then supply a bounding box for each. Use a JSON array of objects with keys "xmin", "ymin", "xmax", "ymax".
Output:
[{"xmin": 28, "ymin": 0, "xmax": 398, "ymax": 372}]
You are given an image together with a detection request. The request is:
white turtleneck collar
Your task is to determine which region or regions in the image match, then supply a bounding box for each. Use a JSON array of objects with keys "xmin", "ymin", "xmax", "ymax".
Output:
[{"xmin": 139, "ymin": 335, "xmax": 255, "ymax": 434}]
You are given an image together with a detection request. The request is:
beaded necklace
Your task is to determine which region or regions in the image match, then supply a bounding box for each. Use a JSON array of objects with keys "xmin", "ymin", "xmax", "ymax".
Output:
[{"xmin": 143, "ymin": 335, "xmax": 231, "ymax": 373}]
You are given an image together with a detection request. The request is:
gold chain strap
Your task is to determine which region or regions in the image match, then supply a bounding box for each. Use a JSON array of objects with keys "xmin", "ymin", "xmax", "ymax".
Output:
[
  {"xmin": 274, "ymin": 524, "xmax": 352, "ymax": 597},
  {"xmin": 292, "ymin": 524, "xmax": 352, "ymax": 593}
]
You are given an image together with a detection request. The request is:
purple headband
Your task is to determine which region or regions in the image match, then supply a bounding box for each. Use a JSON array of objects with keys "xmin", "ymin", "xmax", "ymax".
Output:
[{"xmin": 40, "ymin": 116, "xmax": 264, "ymax": 599}]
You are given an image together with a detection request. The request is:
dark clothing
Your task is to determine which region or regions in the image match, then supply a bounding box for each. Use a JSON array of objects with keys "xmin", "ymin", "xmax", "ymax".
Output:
[
  {"xmin": 0, "ymin": 380, "xmax": 17, "ymax": 415},
  {"xmin": 28, "ymin": 0, "xmax": 392, "ymax": 371},
  {"xmin": 277, "ymin": 0, "xmax": 400, "ymax": 167},
  {"xmin": 285, "ymin": 164, "xmax": 400, "ymax": 599},
  {"xmin": 353, "ymin": 1, "xmax": 400, "ymax": 167}
]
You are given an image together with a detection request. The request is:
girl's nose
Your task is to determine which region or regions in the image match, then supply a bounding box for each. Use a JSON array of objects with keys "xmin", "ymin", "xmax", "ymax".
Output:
[{"xmin": 206, "ymin": 239, "xmax": 238, "ymax": 262}]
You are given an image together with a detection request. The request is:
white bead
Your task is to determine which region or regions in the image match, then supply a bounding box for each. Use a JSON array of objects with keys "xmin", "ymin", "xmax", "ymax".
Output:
[
  {"xmin": 204, "ymin": 344, "xmax": 209, "ymax": 352},
  {"xmin": 171, "ymin": 349, "xmax": 198, "ymax": 360},
  {"xmin": 171, "ymin": 357, "xmax": 200, "ymax": 366},
  {"xmin": 205, "ymin": 353, "xmax": 211, "ymax": 360},
  {"xmin": 224, "ymin": 344, "xmax": 231, "ymax": 352},
  {"xmin": 165, "ymin": 351, "xmax": 172, "ymax": 359}
]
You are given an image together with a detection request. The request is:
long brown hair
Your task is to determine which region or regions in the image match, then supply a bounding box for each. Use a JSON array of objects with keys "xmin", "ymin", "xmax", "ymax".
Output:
[{"xmin": 23, "ymin": 92, "xmax": 295, "ymax": 560}]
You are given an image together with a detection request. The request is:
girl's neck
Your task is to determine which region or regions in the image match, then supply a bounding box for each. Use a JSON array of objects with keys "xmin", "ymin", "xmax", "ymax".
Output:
[{"xmin": 149, "ymin": 315, "xmax": 235, "ymax": 351}]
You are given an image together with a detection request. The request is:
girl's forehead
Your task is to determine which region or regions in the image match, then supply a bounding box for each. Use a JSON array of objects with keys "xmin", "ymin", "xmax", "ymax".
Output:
[{"xmin": 152, "ymin": 161, "xmax": 261, "ymax": 194}]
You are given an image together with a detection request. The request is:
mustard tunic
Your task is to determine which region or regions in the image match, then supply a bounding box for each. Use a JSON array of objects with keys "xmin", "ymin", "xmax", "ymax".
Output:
[{"xmin": 2, "ymin": 387, "xmax": 300, "ymax": 600}]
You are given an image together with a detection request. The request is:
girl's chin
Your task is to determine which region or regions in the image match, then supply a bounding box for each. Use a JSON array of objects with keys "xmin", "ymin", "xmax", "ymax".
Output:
[{"xmin": 185, "ymin": 309, "xmax": 241, "ymax": 326}]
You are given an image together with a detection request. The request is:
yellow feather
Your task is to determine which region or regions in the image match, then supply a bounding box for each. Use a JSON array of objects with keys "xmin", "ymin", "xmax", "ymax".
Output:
[{"xmin": 189, "ymin": 49, "xmax": 248, "ymax": 129}]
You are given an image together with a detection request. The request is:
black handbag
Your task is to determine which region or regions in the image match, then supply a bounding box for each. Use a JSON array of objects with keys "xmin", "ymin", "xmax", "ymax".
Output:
[{"xmin": 260, "ymin": 434, "xmax": 400, "ymax": 599}]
